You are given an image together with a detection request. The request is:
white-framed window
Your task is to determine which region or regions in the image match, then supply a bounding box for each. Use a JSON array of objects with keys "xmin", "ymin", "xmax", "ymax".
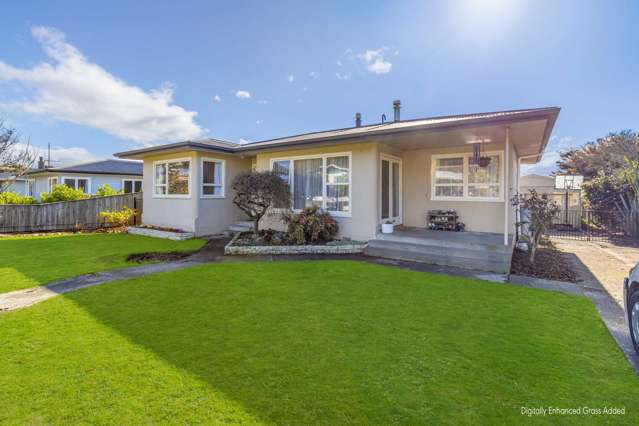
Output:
[
  {"xmin": 201, "ymin": 158, "xmax": 225, "ymax": 198},
  {"xmin": 61, "ymin": 176, "xmax": 91, "ymax": 194},
  {"xmin": 270, "ymin": 152, "xmax": 351, "ymax": 217},
  {"xmin": 48, "ymin": 177, "xmax": 59, "ymax": 192},
  {"xmin": 27, "ymin": 179, "xmax": 35, "ymax": 197},
  {"xmin": 431, "ymin": 151, "xmax": 504, "ymax": 201},
  {"xmin": 122, "ymin": 179, "xmax": 143, "ymax": 194},
  {"xmin": 153, "ymin": 158, "xmax": 191, "ymax": 198}
]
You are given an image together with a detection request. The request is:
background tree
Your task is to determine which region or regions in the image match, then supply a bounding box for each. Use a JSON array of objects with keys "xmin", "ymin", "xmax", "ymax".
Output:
[
  {"xmin": 557, "ymin": 130, "xmax": 639, "ymax": 235},
  {"xmin": 512, "ymin": 190, "xmax": 560, "ymax": 263},
  {"xmin": 557, "ymin": 130, "xmax": 639, "ymax": 178},
  {"xmin": 0, "ymin": 120, "xmax": 37, "ymax": 193},
  {"xmin": 231, "ymin": 171, "xmax": 291, "ymax": 234}
]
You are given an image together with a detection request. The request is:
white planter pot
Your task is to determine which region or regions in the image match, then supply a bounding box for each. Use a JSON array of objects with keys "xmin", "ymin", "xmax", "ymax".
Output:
[{"xmin": 381, "ymin": 223, "xmax": 394, "ymax": 234}]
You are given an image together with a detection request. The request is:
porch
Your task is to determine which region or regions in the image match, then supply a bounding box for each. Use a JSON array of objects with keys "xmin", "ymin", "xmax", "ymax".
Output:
[{"xmin": 364, "ymin": 227, "xmax": 515, "ymax": 274}]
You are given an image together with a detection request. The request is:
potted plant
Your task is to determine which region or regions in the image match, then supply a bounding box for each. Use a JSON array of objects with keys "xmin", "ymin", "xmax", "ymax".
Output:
[{"xmin": 381, "ymin": 220, "xmax": 394, "ymax": 234}]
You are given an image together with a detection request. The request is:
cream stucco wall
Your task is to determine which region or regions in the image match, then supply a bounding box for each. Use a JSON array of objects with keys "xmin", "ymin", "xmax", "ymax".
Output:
[
  {"xmin": 194, "ymin": 152, "xmax": 252, "ymax": 235},
  {"xmin": 402, "ymin": 142, "xmax": 518, "ymax": 235},
  {"xmin": 254, "ymin": 142, "xmax": 379, "ymax": 241},
  {"xmin": 141, "ymin": 150, "xmax": 251, "ymax": 235},
  {"xmin": 141, "ymin": 151, "xmax": 200, "ymax": 232},
  {"xmin": 138, "ymin": 138, "xmax": 524, "ymax": 239}
]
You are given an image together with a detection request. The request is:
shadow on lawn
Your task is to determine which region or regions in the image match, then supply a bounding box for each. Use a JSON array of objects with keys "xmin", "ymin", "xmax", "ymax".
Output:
[{"xmin": 60, "ymin": 260, "xmax": 639, "ymax": 424}]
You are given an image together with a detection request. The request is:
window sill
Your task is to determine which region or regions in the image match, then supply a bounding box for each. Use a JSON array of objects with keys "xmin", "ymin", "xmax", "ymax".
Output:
[
  {"xmin": 201, "ymin": 195, "xmax": 226, "ymax": 199},
  {"xmin": 152, "ymin": 194, "xmax": 192, "ymax": 199},
  {"xmin": 431, "ymin": 196, "xmax": 504, "ymax": 202}
]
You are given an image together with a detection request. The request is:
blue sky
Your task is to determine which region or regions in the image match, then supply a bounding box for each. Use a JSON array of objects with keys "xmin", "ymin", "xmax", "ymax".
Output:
[{"xmin": 1, "ymin": 0, "xmax": 638, "ymax": 174}]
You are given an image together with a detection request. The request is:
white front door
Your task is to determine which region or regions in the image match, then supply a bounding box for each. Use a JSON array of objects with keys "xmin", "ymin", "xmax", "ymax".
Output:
[{"xmin": 380, "ymin": 155, "xmax": 402, "ymax": 224}]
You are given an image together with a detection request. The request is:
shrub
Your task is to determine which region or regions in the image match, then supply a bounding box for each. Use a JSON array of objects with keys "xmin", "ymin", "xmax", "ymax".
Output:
[
  {"xmin": 40, "ymin": 185, "xmax": 88, "ymax": 203},
  {"xmin": 0, "ymin": 191, "xmax": 36, "ymax": 205},
  {"xmin": 98, "ymin": 206, "xmax": 136, "ymax": 228},
  {"xmin": 284, "ymin": 206, "xmax": 338, "ymax": 245},
  {"xmin": 232, "ymin": 171, "xmax": 291, "ymax": 234},
  {"xmin": 96, "ymin": 183, "xmax": 121, "ymax": 197},
  {"xmin": 512, "ymin": 190, "xmax": 560, "ymax": 263}
]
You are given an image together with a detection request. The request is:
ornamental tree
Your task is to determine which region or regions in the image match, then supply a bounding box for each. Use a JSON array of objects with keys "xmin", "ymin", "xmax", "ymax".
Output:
[
  {"xmin": 231, "ymin": 171, "xmax": 291, "ymax": 234},
  {"xmin": 512, "ymin": 189, "xmax": 560, "ymax": 263}
]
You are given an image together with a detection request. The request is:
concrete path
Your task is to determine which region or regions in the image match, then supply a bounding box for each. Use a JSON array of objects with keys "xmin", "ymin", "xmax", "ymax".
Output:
[{"xmin": 0, "ymin": 260, "xmax": 199, "ymax": 312}]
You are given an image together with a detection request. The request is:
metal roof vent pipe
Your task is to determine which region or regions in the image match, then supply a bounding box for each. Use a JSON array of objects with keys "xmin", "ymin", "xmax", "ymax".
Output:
[
  {"xmin": 393, "ymin": 100, "xmax": 401, "ymax": 122},
  {"xmin": 355, "ymin": 112, "xmax": 362, "ymax": 127}
]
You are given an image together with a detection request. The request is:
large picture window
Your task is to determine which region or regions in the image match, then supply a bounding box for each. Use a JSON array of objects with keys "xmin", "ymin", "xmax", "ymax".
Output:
[
  {"xmin": 270, "ymin": 153, "xmax": 351, "ymax": 216},
  {"xmin": 154, "ymin": 159, "xmax": 191, "ymax": 197},
  {"xmin": 432, "ymin": 151, "xmax": 503, "ymax": 201},
  {"xmin": 201, "ymin": 158, "xmax": 225, "ymax": 198}
]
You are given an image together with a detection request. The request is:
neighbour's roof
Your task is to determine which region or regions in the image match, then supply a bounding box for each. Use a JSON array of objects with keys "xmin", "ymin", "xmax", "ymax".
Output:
[
  {"xmin": 26, "ymin": 159, "xmax": 143, "ymax": 176},
  {"xmin": 115, "ymin": 106, "xmax": 560, "ymax": 159}
]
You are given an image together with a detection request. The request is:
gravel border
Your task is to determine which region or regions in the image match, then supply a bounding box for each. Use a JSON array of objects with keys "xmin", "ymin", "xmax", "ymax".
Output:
[{"xmin": 224, "ymin": 233, "xmax": 367, "ymax": 255}]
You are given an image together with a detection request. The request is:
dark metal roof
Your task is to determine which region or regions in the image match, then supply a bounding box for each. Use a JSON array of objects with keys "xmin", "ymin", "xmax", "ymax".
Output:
[
  {"xmin": 26, "ymin": 159, "xmax": 143, "ymax": 176},
  {"xmin": 115, "ymin": 107, "xmax": 560, "ymax": 159}
]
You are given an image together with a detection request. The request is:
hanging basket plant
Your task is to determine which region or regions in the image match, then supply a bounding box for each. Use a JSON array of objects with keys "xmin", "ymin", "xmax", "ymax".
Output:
[{"xmin": 478, "ymin": 156, "xmax": 492, "ymax": 167}]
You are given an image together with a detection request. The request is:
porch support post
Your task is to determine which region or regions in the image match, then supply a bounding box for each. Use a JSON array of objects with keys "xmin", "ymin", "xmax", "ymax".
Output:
[{"xmin": 504, "ymin": 127, "xmax": 510, "ymax": 246}]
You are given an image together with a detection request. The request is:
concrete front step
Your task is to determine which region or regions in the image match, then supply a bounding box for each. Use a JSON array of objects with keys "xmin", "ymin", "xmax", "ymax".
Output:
[
  {"xmin": 376, "ymin": 232, "xmax": 512, "ymax": 253},
  {"xmin": 364, "ymin": 239, "xmax": 512, "ymax": 273}
]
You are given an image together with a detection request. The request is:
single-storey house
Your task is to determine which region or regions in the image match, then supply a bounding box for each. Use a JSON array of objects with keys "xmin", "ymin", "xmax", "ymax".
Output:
[
  {"xmin": 24, "ymin": 159, "xmax": 143, "ymax": 200},
  {"xmin": 115, "ymin": 103, "xmax": 560, "ymax": 272},
  {"xmin": 0, "ymin": 172, "xmax": 31, "ymax": 195}
]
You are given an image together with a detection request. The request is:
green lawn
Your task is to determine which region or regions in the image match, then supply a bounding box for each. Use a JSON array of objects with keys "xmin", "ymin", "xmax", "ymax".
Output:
[
  {"xmin": 0, "ymin": 233, "xmax": 205, "ymax": 293},
  {"xmin": 1, "ymin": 260, "xmax": 637, "ymax": 424}
]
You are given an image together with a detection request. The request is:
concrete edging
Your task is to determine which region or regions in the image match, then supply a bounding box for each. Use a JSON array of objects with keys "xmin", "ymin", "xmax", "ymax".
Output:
[
  {"xmin": 224, "ymin": 233, "xmax": 367, "ymax": 255},
  {"xmin": 127, "ymin": 226, "xmax": 194, "ymax": 241}
]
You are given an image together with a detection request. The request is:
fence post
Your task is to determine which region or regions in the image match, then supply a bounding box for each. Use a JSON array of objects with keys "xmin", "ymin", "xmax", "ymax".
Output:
[{"xmin": 133, "ymin": 196, "xmax": 137, "ymax": 225}]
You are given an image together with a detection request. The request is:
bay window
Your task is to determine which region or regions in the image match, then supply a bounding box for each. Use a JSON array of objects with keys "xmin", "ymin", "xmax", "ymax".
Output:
[
  {"xmin": 154, "ymin": 159, "xmax": 190, "ymax": 197},
  {"xmin": 432, "ymin": 151, "xmax": 503, "ymax": 201},
  {"xmin": 201, "ymin": 158, "xmax": 225, "ymax": 197},
  {"xmin": 271, "ymin": 153, "xmax": 351, "ymax": 216}
]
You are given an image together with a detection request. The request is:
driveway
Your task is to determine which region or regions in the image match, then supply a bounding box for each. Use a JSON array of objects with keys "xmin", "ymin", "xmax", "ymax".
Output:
[{"xmin": 552, "ymin": 238, "xmax": 639, "ymax": 308}]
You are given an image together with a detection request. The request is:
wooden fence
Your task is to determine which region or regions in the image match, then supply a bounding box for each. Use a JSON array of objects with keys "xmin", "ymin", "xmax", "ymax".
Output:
[{"xmin": 0, "ymin": 193, "xmax": 143, "ymax": 233}]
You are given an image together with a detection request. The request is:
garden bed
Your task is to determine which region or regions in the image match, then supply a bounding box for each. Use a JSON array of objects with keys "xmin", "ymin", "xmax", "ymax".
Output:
[
  {"xmin": 511, "ymin": 247, "xmax": 578, "ymax": 282},
  {"xmin": 127, "ymin": 226, "xmax": 194, "ymax": 241},
  {"xmin": 225, "ymin": 231, "xmax": 366, "ymax": 255}
]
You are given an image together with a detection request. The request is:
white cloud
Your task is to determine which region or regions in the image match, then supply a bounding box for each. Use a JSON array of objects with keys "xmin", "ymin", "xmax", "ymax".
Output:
[
  {"xmin": 336, "ymin": 60, "xmax": 342, "ymax": 66},
  {"xmin": 521, "ymin": 136, "xmax": 577, "ymax": 176},
  {"xmin": 213, "ymin": 95, "xmax": 221, "ymax": 102},
  {"xmin": 287, "ymin": 74, "xmax": 294, "ymax": 83},
  {"xmin": 308, "ymin": 71, "xmax": 319, "ymax": 79},
  {"xmin": 358, "ymin": 48, "xmax": 393, "ymax": 74},
  {"xmin": 256, "ymin": 99, "xmax": 269, "ymax": 105},
  {"xmin": 239, "ymin": 138, "xmax": 250, "ymax": 144},
  {"xmin": 0, "ymin": 26, "xmax": 203, "ymax": 145},
  {"xmin": 255, "ymin": 119, "xmax": 263, "ymax": 125},
  {"xmin": 235, "ymin": 90, "xmax": 251, "ymax": 99},
  {"xmin": 22, "ymin": 143, "xmax": 98, "ymax": 167},
  {"xmin": 335, "ymin": 72, "xmax": 351, "ymax": 80}
]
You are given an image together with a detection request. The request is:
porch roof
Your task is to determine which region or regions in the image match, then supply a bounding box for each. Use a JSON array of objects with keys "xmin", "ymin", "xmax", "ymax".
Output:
[{"xmin": 115, "ymin": 106, "xmax": 559, "ymax": 163}]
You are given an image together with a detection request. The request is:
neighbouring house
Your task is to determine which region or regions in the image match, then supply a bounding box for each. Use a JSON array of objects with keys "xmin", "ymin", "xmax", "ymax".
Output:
[
  {"xmin": 24, "ymin": 159, "xmax": 143, "ymax": 200},
  {"xmin": 115, "ymin": 103, "xmax": 560, "ymax": 273},
  {"xmin": 520, "ymin": 173, "xmax": 582, "ymax": 210},
  {"xmin": 0, "ymin": 172, "xmax": 32, "ymax": 196}
]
